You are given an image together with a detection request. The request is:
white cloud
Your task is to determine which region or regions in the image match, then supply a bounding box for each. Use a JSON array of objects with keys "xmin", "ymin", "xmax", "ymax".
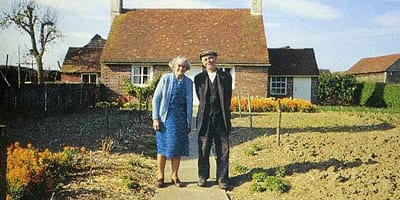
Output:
[
  {"xmin": 266, "ymin": 0, "xmax": 341, "ymax": 20},
  {"xmin": 373, "ymin": 11, "xmax": 400, "ymax": 28}
]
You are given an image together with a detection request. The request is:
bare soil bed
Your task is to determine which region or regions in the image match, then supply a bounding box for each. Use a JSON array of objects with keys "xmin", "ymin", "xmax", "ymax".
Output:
[
  {"xmin": 228, "ymin": 111, "xmax": 400, "ymax": 200},
  {"xmin": 4, "ymin": 109, "xmax": 158, "ymax": 200},
  {"xmin": 3, "ymin": 109, "xmax": 400, "ymax": 199}
]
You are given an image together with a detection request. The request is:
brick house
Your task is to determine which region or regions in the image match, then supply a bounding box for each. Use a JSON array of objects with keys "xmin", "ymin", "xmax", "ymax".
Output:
[
  {"xmin": 61, "ymin": 34, "xmax": 106, "ymax": 84},
  {"xmin": 347, "ymin": 53, "xmax": 400, "ymax": 83},
  {"xmin": 100, "ymin": 0, "xmax": 270, "ymax": 103},
  {"xmin": 267, "ymin": 47, "xmax": 320, "ymax": 103}
]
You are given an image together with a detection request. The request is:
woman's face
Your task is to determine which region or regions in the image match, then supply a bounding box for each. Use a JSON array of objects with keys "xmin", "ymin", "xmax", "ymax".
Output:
[{"xmin": 174, "ymin": 63, "xmax": 188, "ymax": 77}]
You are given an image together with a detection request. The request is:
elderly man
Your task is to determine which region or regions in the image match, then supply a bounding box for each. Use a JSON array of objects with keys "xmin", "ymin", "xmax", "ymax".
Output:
[{"xmin": 194, "ymin": 50, "xmax": 232, "ymax": 189}]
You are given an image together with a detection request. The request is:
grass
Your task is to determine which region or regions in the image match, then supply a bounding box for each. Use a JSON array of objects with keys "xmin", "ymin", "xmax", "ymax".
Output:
[{"xmin": 316, "ymin": 105, "xmax": 400, "ymax": 113}]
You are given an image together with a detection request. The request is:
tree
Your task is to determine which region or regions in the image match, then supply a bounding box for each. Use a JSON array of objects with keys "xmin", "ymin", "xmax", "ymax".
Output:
[{"xmin": 1, "ymin": 0, "xmax": 62, "ymax": 84}]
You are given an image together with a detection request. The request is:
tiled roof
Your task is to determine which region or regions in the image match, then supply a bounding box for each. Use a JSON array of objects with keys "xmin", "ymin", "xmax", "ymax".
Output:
[
  {"xmin": 101, "ymin": 9, "xmax": 269, "ymax": 65},
  {"xmin": 267, "ymin": 48, "xmax": 319, "ymax": 76},
  {"xmin": 347, "ymin": 54, "xmax": 400, "ymax": 74},
  {"xmin": 61, "ymin": 35, "xmax": 105, "ymax": 73}
]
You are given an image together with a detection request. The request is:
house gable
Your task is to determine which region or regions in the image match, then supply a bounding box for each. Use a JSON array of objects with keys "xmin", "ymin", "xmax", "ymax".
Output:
[
  {"xmin": 267, "ymin": 47, "xmax": 319, "ymax": 76},
  {"xmin": 61, "ymin": 34, "xmax": 106, "ymax": 74},
  {"xmin": 347, "ymin": 54, "xmax": 400, "ymax": 75}
]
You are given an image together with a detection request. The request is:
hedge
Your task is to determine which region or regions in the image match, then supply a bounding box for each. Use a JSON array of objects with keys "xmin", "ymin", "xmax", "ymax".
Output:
[{"xmin": 355, "ymin": 82, "xmax": 400, "ymax": 109}]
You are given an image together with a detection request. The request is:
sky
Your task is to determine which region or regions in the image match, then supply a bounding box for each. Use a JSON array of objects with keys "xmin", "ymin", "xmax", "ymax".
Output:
[{"xmin": 0, "ymin": 0, "xmax": 399, "ymax": 72}]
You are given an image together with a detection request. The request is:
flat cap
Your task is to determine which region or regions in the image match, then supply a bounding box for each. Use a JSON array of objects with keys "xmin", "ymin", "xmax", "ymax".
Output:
[{"xmin": 199, "ymin": 50, "xmax": 218, "ymax": 60}]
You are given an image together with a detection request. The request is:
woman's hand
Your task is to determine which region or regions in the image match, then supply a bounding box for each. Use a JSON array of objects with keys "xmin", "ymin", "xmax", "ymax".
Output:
[{"xmin": 153, "ymin": 119, "xmax": 160, "ymax": 131}]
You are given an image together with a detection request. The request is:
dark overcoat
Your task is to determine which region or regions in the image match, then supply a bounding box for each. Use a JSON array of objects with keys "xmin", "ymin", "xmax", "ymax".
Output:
[{"xmin": 194, "ymin": 69, "xmax": 232, "ymax": 135}]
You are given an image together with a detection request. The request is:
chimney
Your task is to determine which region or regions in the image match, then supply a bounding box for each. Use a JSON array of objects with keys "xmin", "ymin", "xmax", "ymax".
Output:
[
  {"xmin": 251, "ymin": 0, "xmax": 262, "ymax": 16},
  {"xmin": 111, "ymin": 0, "xmax": 123, "ymax": 22}
]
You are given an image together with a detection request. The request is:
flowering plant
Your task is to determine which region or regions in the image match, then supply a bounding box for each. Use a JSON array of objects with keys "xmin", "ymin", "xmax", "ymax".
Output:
[
  {"xmin": 6, "ymin": 142, "xmax": 86, "ymax": 199},
  {"xmin": 231, "ymin": 97, "xmax": 315, "ymax": 113}
]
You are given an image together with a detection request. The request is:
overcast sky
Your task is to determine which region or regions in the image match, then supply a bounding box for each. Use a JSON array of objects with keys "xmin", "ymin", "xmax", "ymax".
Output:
[{"xmin": 1, "ymin": 0, "xmax": 399, "ymax": 72}]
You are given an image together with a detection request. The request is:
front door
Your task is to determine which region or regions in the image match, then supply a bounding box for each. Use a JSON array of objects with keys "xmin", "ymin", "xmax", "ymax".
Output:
[{"xmin": 293, "ymin": 77, "xmax": 311, "ymax": 101}]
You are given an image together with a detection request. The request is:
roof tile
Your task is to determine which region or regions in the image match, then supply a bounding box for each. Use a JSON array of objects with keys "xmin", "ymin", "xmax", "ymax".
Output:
[{"xmin": 101, "ymin": 9, "xmax": 269, "ymax": 65}]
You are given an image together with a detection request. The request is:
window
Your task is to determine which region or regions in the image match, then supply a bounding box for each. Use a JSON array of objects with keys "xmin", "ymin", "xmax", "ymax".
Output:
[
  {"xmin": 81, "ymin": 73, "xmax": 97, "ymax": 84},
  {"xmin": 270, "ymin": 77, "xmax": 287, "ymax": 95},
  {"xmin": 131, "ymin": 66, "xmax": 152, "ymax": 86}
]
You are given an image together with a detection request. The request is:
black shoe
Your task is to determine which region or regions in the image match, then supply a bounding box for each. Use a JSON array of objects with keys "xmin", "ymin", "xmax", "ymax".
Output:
[
  {"xmin": 197, "ymin": 178, "xmax": 207, "ymax": 187},
  {"xmin": 218, "ymin": 181, "xmax": 230, "ymax": 190}
]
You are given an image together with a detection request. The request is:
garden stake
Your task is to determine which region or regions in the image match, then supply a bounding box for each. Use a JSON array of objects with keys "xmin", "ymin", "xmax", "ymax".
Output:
[
  {"xmin": 248, "ymin": 94, "xmax": 252, "ymax": 128},
  {"xmin": 277, "ymin": 99, "xmax": 282, "ymax": 146},
  {"xmin": 238, "ymin": 90, "xmax": 242, "ymax": 118}
]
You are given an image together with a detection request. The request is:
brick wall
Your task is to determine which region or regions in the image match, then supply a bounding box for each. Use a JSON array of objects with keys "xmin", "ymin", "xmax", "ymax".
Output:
[
  {"xmin": 153, "ymin": 65, "xmax": 170, "ymax": 75},
  {"xmin": 61, "ymin": 73, "xmax": 81, "ymax": 83},
  {"xmin": 235, "ymin": 66, "xmax": 268, "ymax": 97},
  {"xmin": 101, "ymin": 64, "xmax": 131, "ymax": 98}
]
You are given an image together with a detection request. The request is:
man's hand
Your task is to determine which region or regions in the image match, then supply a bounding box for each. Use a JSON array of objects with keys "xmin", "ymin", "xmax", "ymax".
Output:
[{"xmin": 153, "ymin": 119, "xmax": 160, "ymax": 131}]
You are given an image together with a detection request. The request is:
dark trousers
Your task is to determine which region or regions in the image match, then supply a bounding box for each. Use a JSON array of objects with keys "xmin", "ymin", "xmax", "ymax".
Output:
[{"xmin": 198, "ymin": 112, "xmax": 229, "ymax": 182}]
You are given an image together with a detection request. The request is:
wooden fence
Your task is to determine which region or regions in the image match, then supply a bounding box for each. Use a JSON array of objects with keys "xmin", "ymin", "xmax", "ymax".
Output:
[{"xmin": 0, "ymin": 83, "xmax": 100, "ymax": 115}]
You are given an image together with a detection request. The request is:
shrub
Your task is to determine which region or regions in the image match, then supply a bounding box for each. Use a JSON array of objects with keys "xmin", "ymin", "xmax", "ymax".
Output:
[
  {"xmin": 6, "ymin": 142, "xmax": 86, "ymax": 199},
  {"xmin": 121, "ymin": 175, "xmax": 141, "ymax": 190},
  {"xmin": 233, "ymin": 164, "xmax": 249, "ymax": 174},
  {"xmin": 353, "ymin": 82, "xmax": 400, "ymax": 109},
  {"xmin": 318, "ymin": 73, "xmax": 357, "ymax": 105},
  {"xmin": 250, "ymin": 172, "xmax": 289, "ymax": 193},
  {"xmin": 231, "ymin": 97, "xmax": 315, "ymax": 113},
  {"xmin": 244, "ymin": 144, "xmax": 263, "ymax": 156},
  {"xmin": 383, "ymin": 84, "xmax": 400, "ymax": 110}
]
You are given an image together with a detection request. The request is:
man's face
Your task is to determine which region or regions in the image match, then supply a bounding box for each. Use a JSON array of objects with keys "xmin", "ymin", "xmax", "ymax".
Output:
[{"xmin": 201, "ymin": 55, "xmax": 217, "ymax": 71}]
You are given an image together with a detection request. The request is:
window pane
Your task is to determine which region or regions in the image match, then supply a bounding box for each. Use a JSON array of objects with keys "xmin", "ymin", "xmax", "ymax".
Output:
[
  {"xmin": 90, "ymin": 75, "xmax": 97, "ymax": 83},
  {"xmin": 133, "ymin": 76, "xmax": 141, "ymax": 84},
  {"xmin": 133, "ymin": 67, "xmax": 141, "ymax": 75},
  {"xmin": 82, "ymin": 75, "xmax": 89, "ymax": 83},
  {"xmin": 143, "ymin": 67, "xmax": 148, "ymax": 75}
]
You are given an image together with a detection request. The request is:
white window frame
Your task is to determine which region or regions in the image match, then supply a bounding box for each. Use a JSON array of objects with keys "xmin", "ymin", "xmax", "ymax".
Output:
[
  {"xmin": 81, "ymin": 73, "xmax": 98, "ymax": 84},
  {"xmin": 220, "ymin": 66, "xmax": 235, "ymax": 89},
  {"xmin": 131, "ymin": 66, "xmax": 153, "ymax": 86},
  {"xmin": 270, "ymin": 76, "xmax": 287, "ymax": 95}
]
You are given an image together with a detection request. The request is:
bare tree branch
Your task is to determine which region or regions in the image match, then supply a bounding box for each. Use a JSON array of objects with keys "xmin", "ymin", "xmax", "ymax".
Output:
[{"xmin": 1, "ymin": 0, "xmax": 62, "ymax": 84}]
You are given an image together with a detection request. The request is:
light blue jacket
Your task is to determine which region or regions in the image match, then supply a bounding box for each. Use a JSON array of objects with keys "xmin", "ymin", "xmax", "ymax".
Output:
[{"xmin": 152, "ymin": 73, "xmax": 193, "ymax": 128}]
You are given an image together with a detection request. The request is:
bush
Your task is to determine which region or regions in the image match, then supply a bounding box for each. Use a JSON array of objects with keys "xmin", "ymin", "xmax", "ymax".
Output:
[
  {"xmin": 383, "ymin": 84, "xmax": 400, "ymax": 110},
  {"xmin": 249, "ymin": 172, "xmax": 289, "ymax": 193},
  {"xmin": 233, "ymin": 164, "xmax": 249, "ymax": 174},
  {"xmin": 6, "ymin": 142, "xmax": 86, "ymax": 199},
  {"xmin": 318, "ymin": 74, "xmax": 357, "ymax": 105},
  {"xmin": 353, "ymin": 82, "xmax": 400, "ymax": 109},
  {"xmin": 231, "ymin": 97, "xmax": 315, "ymax": 113},
  {"xmin": 244, "ymin": 144, "xmax": 263, "ymax": 156}
]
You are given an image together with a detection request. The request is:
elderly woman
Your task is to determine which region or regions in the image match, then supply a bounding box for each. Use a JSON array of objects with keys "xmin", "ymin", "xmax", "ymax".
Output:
[{"xmin": 152, "ymin": 56, "xmax": 193, "ymax": 188}]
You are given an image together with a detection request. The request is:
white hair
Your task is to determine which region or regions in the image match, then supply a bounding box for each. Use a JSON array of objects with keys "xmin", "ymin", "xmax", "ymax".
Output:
[{"xmin": 169, "ymin": 55, "xmax": 191, "ymax": 70}]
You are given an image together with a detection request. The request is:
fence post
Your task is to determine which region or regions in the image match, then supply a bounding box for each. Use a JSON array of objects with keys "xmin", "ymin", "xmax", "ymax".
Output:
[
  {"xmin": 0, "ymin": 125, "xmax": 7, "ymax": 200},
  {"xmin": 238, "ymin": 90, "xmax": 242, "ymax": 118},
  {"xmin": 247, "ymin": 94, "xmax": 252, "ymax": 128},
  {"xmin": 276, "ymin": 99, "xmax": 282, "ymax": 146}
]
